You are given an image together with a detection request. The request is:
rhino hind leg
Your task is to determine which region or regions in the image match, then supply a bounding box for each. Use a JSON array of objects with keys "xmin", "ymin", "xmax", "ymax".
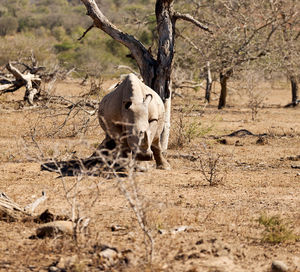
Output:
[{"xmin": 151, "ymin": 139, "xmax": 170, "ymax": 170}]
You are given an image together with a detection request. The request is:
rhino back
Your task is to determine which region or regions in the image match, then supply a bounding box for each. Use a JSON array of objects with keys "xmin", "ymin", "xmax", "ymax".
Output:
[{"xmin": 99, "ymin": 89, "xmax": 122, "ymax": 123}]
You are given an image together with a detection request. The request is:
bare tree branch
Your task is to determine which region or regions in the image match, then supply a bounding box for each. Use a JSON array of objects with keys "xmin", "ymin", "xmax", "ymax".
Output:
[
  {"xmin": 80, "ymin": 0, "xmax": 156, "ymax": 85},
  {"xmin": 173, "ymin": 12, "xmax": 212, "ymax": 34},
  {"xmin": 78, "ymin": 24, "xmax": 94, "ymax": 41}
]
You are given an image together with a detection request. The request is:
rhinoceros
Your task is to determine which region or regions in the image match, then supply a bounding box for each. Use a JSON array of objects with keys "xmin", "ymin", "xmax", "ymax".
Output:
[{"xmin": 97, "ymin": 73, "xmax": 170, "ymax": 170}]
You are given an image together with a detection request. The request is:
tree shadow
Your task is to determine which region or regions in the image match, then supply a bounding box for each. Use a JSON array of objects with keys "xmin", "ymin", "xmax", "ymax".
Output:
[{"xmin": 41, "ymin": 139, "xmax": 127, "ymax": 177}]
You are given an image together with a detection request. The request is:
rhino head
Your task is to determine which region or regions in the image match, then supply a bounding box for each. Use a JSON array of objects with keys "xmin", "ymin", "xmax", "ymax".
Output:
[{"xmin": 122, "ymin": 94, "xmax": 153, "ymax": 160}]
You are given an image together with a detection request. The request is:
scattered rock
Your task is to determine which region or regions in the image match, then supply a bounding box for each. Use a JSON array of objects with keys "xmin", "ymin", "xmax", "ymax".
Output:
[
  {"xmin": 158, "ymin": 225, "xmax": 189, "ymax": 235},
  {"xmin": 48, "ymin": 266, "xmax": 59, "ymax": 272},
  {"xmin": 188, "ymin": 252, "xmax": 200, "ymax": 259},
  {"xmin": 171, "ymin": 226, "xmax": 189, "ymax": 234},
  {"xmin": 256, "ymin": 136, "xmax": 268, "ymax": 145},
  {"xmin": 286, "ymin": 155, "xmax": 300, "ymax": 161},
  {"xmin": 291, "ymin": 165, "xmax": 300, "ymax": 169},
  {"xmin": 34, "ymin": 209, "xmax": 54, "ymax": 223},
  {"xmin": 271, "ymin": 260, "xmax": 289, "ymax": 272},
  {"xmin": 174, "ymin": 253, "xmax": 186, "ymax": 261},
  {"xmin": 48, "ymin": 255, "xmax": 80, "ymax": 271},
  {"xmin": 96, "ymin": 245, "xmax": 129, "ymax": 270},
  {"xmin": 56, "ymin": 255, "xmax": 78, "ymax": 270},
  {"xmin": 35, "ymin": 220, "xmax": 73, "ymax": 238},
  {"xmin": 218, "ymin": 138, "xmax": 227, "ymax": 145},
  {"xmin": 111, "ymin": 224, "xmax": 127, "ymax": 232},
  {"xmin": 196, "ymin": 239, "xmax": 204, "ymax": 245},
  {"xmin": 235, "ymin": 140, "xmax": 243, "ymax": 146}
]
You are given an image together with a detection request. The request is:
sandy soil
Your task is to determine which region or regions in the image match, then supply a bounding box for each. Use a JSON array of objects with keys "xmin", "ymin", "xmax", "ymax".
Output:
[{"xmin": 0, "ymin": 78, "xmax": 299, "ymax": 272}]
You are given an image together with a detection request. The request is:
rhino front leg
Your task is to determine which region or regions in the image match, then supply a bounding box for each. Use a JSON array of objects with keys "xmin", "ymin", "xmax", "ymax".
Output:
[{"xmin": 151, "ymin": 139, "xmax": 171, "ymax": 170}]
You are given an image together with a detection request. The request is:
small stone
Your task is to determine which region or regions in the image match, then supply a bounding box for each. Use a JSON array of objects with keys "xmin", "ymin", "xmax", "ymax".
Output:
[
  {"xmin": 196, "ymin": 239, "xmax": 204, "ymax": 245},
  {"xmin": 256, "ymin": 136, "xmax": 268, "ymax": 145},
  {"xmin": 235, "ymin": 140, "xmax": 243, "ymax": 146},
  {"xmin": 56, "ymin": 255, "xmax": 78, "ymax": 270},
  {"xmin": 271, "ymin": 260, "xmax": 289, "ymax": 272},
  {"xmin": 111, "ymin": 224, "xmax": 127, "ymax": 232},
  {"xmin": 48, "ymin": 266, "xmax": 59, "ymax": 272},
  {"xmin": 98, "ymin": 246, "xmax": 125, "ymax": 268},
  {"xmin": 171, "ymin": 226, "xmax": 188, "ymax": 234},
  {"xmin": 218, "ymin": 138, "xmax": 227, "ymax": 145}
]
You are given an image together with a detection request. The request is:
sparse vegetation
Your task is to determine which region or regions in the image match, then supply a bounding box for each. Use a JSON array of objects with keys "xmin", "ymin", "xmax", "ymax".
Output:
[
  {"xmin": 238, "ymin": 70, "xmax": 265, "ymax": 121},
  {"xmin": 258, "ymin": 214, "xmax": 299, "ymax": 244},
  {"xmin": 196, "ymin": 143, "xmax": 226, "ymax": 186}
]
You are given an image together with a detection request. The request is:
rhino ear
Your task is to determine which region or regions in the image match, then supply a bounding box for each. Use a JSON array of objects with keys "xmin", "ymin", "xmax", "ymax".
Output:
[{"xmin": 144, "ymin": 94, "xmax": 153, "ymax": 105}]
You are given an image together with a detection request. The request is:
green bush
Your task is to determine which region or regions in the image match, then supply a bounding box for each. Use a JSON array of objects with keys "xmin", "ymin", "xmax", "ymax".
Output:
[
  {"xmin": 0, "ymin": 16, "xmax": 18, "ymax": 36},
  {"xmin": 55, "ymin": 41, "xmax": 75, "ymax": 52}
]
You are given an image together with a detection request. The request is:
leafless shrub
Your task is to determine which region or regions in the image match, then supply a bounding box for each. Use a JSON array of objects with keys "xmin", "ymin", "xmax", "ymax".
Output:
[
  {"xmin": 86, "ymin": 76, "xmax": 103, "ymax": 98},
  {"xmin": 238, "ymin": 70, "xmax": 265, "ymax": 121},
  {"xmin": 247, "ymin": 90, "xmax": 264, "ymax": 121},
  {"xmin": 195, "ymin": 143, "xmax": 226, "ymax": 186}
]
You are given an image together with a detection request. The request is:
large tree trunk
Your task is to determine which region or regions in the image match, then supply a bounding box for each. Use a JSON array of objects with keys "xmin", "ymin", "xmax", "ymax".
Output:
[
  {"xmin": 153, "ymin": 0, "xmax": 176, "ymax": 151},
  {"xmin": 218, "ymin": 72, "xmax": 228, "ymax": 109},
  {"xmin": 290, "ymin": 75, "xmax": 299, "ymax": 106},
  {"xmin": 218, "ymin": 70, "xmax": 232, "ymax": 109}
]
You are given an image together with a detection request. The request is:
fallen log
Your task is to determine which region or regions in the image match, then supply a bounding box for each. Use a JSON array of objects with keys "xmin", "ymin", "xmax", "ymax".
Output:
[
  {"xmin": 0, "ymin": 191, "xmax": 47, "ymax": 222},
  {"xmin": 0, "ymin": 192, "xmax": 31, "ymax": 222},
  {"xmin": 4, "ymin": 61, "xmax": 42, "ymax": 105},
  {"xmin": 0, "ymin": 52, "xmax": 48, "ymax": 105}
]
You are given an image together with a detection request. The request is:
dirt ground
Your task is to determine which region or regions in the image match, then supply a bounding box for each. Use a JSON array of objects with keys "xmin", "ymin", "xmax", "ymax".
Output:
[{"xmin": 0, "ymin": 77, "xmax": 299, "ymax": 272}]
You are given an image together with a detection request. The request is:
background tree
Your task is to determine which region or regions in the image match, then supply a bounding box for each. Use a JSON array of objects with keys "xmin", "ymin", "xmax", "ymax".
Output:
[
  {"xmin": 270, "ymin": 0, "xmax": 300, "ymax": 106},
  {"xmin": 175, "ymin": 0, "xmax": 280, "ymax": 109}
]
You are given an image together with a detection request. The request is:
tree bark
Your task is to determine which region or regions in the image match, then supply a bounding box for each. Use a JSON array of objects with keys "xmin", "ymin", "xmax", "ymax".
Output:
[
  {"xmin": 218, "ymin": 70, "xmax": 233, "ymax": 109},
  {"xmin": 218, "ymin": 72, "xmax": 227, "ymax": 109},
  {"xmin": 153, "ymin": 0, "xmax": 176, "ymax": 150},
  {"xmin": 290, "ymin": 75, "xmax": 299, "ymax": 106},
  {"xmin": 205, "ymin": 61, "xmax": 212, "ymax": 103}
]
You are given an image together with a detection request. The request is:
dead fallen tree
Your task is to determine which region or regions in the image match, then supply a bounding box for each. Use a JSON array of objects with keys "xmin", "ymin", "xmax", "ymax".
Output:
[
  {"xmin": 0, "ymin": 52, "xmax": 49, "ymax": 105},
  {"xmin": 0, "ymin": 52, "xmax": 63, "ymax": 106},
  {"xmin": 0, "ymin": 61, "xmax": 43, "ymax": 105},
  {"xmin": 0, "ymin": 191, "xmax": 46, "ymax": 222}
]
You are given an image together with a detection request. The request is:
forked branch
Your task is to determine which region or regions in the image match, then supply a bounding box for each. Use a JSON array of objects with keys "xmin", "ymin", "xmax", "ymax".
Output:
[{"xmin": 80, "ymin": 0, "xmax": 156, "ymax": 83}]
